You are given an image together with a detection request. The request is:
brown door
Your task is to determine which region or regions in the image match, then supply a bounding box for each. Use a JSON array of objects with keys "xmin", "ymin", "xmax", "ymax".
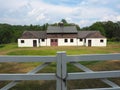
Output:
[
  {"xmin": 88, "ymin": 40, "xmax": 91, "ymax": 47},
  {"xmin": 33, "ymin": 40, "xmax": 37, "ymax": 47},
  {"xmin": 51, "ymin": 39, "xmax": 58, "ymax": 46}
]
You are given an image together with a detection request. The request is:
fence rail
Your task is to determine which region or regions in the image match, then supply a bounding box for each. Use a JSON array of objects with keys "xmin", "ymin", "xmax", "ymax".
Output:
[{"xmin": 0, "ymin": 52, "xmax": 120, "ymax": 90}]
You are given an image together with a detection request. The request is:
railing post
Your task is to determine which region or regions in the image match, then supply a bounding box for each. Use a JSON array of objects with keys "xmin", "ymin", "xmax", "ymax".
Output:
[
  {"xmin": 61, "ymin": 51, "xmax": 67, "ymax": 90},
  {"xmin": 56, "ymin": 52, "xmax": 62, "ymax": 90},
  {"xmin": 56, "ymin": 51, "xmax": 67, "ymax": 90}
]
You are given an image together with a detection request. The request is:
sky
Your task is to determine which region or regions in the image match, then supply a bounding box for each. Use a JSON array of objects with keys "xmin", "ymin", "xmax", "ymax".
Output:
[{"xmin": 0, "ymin": 0, "xmax": 120, "ymax": 27}]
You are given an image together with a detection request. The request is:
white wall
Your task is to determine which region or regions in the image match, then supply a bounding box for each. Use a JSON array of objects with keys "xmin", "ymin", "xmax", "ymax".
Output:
[
  {"xmin": 46, "ymin": 39, "xmax": 51, "ymax": 46},
  {"xmin": 77, "ymin": 39, "xmax": 84, "ymax": 46},
  {"xmin": 39, "ymin": 39, "xmax": 47, "ymax": 46},
  {"xmin": 58, "ymin": 38, "xmax": 77, "ymax": 46},
  {"xmin": 18, "ymin": 39, "xmax": 39, "ymax": 47},
  {"xmin": 86, "ymin": 38, "xmax": 107, "ymax": 47},
  {"xmin": 18, "ymin": 38, "xmax": 107, "ymax": 47}
]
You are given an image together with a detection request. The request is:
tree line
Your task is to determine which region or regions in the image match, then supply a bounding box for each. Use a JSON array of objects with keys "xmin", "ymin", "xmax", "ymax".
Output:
[
  {"xmin": 82, "ymin": 21, "xmax": 120, "ymax": 41},
  {"xmin": 0, "ymin": 20, "xmax": 120, "ymax": 44},
  {"xmin": 0, "ymin": 24, "xmax": 48, "ymax": 44}
]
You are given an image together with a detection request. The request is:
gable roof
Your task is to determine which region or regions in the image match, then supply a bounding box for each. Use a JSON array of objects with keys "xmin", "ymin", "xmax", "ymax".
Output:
[
  {"xmin": 19, "ymin": 30, "xmax": 106, "ymax": 39},
  {"xmin": 78, "ymin": 31, "xmax": 106, "ymax": 38},
  {"xmin": 47, "ymin": 26, "xmax": 77, "ymax": 33},
  {"xmin": 20, "ymin": 31, "xmax": 46, "ymax": 39}
]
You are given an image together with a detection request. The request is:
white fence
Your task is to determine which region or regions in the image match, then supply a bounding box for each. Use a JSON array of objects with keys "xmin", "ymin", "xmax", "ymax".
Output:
[{"xmin": 0, "ymin": 51, "xmax": 120, "ymax": 90}]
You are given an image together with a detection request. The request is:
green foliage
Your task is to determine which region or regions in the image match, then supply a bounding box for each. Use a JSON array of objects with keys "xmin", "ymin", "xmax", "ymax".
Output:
[
  {"xmin": 0, "ymin": 23, "xmax": 47, "ymax": 44},
  {"xmin": 89, "ymin": 22, "xmax": 105, "ymax": 35},
  {"xmin": 82, "ymin": 21, "xmax": 120, "ymax": 41},
  {"xmin": 61, "ymin": 19, "xmax": 68, "ymax": 24},
  {"xmin": 76, "ymin": 24, "xmax": 81, "ymax": 30},
  {"xmin": 103, "ymin": 21, "xmax": 114, "ymax": 38}
]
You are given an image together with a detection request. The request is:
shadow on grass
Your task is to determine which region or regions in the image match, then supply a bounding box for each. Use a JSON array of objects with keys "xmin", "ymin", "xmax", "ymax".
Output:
[
  {"xmin": 0, "ymin": 45, "xmax": 5, "ymax": 48},
  {"xmin": 10, "ymin": 81, "xmax": 56, "ymax": 90}
]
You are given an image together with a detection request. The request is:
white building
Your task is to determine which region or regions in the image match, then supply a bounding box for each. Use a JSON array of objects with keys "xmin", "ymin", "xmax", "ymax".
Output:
[{"xmin": 18, "ymin": 26, "xmax": 107, "ymax": 47}]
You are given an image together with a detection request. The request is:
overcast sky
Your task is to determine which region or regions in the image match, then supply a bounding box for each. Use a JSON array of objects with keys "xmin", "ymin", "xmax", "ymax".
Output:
[{"xmin": 0, "ymin": 0, "xmax": 120, "ymax": 27}]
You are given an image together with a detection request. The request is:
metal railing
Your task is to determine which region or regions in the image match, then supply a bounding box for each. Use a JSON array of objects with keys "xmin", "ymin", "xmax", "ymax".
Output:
[{"xmin": 0, "ymin": 51, "xmax": 120, "ymax": 90}]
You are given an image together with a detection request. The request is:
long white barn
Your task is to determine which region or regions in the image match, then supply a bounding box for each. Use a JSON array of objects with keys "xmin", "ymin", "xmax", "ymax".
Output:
[{"xmin": 18, "ymin": 26, "xmax": 107, "ymax": 47}]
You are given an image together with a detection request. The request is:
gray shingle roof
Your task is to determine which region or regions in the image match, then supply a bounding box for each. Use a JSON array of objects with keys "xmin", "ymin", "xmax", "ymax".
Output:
[
  {"xmin": 19, "ymin": 30, "xmax": 105, "ymax": 39},
  {"xmin": 47, "ymin": 26, "xmax": 77, "ymax": 33},
  {"xmin": 20, "ymin": 31, "xmax": 46, "ymax": 39},
  {"xmin": 78, "ymin": 31, "xmax": 105, "ymax": 38}
]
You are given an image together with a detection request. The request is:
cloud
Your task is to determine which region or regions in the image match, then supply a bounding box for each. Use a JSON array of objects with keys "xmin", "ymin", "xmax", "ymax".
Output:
[
  {"xmin": 100, "ymin": 15, "xmax": 120, "ymax": 22},
  {"xmin": 0, "ymin": 0, "xmax": 28, "ymax": 10},
  {"xmin": 42, "ymin": 0, "xmax": 81, "ymax": 6},
  {"xmin": 0, "ymin": 0, "xmax": 120, "ymax": 27}
]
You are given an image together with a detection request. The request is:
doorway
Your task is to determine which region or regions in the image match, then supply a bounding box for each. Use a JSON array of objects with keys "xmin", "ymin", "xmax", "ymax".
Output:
[
  {"xmin": 88, "ymin": 40, "xmax": 91, "ymax": 47},
  {"xmin": 33, "ymin": 40, "xmax": 37, "ymax": 47},
  {"xmin": 51, "ymin": 39, "xmax": 58, "ymax": 46}
]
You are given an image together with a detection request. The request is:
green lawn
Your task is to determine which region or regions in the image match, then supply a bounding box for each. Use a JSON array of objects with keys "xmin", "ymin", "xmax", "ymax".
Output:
[
  {"xmin": 0, "ymin": 42, "xmax": 120, "ymax": 90},
  {"xmin": 0, "ymin": 42, "xmax": 120, "ymax": 55}
]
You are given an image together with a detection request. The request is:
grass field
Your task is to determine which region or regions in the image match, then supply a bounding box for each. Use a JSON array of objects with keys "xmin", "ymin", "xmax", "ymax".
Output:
[
  {"xmin": 0, "ymin": 42, "xmax": 120, "ymax": 55},
  {"xmin": 0, "ymin": 42, "xmax": 120, "ymax": 90}
]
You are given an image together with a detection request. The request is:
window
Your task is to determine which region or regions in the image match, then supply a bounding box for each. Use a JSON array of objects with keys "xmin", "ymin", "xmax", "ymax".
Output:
[
  {"xmin": 41, "ymin": 39, "xmax": 45, "ymax": 42},
  {"xmin": 100, "ymin": 39, "xmax": 104, "ymax": 43},
  {"xmin": 80, "ymin": 39, "xmax": 83, "ymax": 41},
  {"xmin": 64, "ymin": 39, "xmax": 68, "ymax": 43},
  {"xmin": 70, "ymin": 39, "xmax": 73, "ymax": 43},
  {"xmin": 21, "ymin": 40, "xmax": 24, "ymax": 43}
]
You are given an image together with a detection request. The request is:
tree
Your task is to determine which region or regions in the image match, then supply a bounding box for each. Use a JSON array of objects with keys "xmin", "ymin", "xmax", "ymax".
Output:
[
  {"xmin": 0, "ymin": 24, "xmax": 14, "ymax": 44},
  {"xmin": 112, "ymin": 22, "xmax": 120, "ymax": 41},
  {"xmin": 61, "ymin": 19, "xmax": 67, "ymax": 24},
  {"xmin": 89, "ymin": 22, "xmax": 105, "ymax": 36},
  {"xmin": 81, "ymin": 21, "xmax": 120, "ymax": 41},
  {"xmin": 76, "ymin": 24, "xmax": 81, "ymax": 31},
  {"xmin": 103, "ymin": 21, "xmax": 115, "ymax": 39}
]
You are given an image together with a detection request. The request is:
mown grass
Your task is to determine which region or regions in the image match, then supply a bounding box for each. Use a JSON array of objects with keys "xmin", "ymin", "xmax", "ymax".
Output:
[
  {"xmin": 2, "ymin": 42, "xmax": 120, "ymax": 55},
  {"xmin": 0, "ymin": 42, "xmax": 120, "ymax": 90}
]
